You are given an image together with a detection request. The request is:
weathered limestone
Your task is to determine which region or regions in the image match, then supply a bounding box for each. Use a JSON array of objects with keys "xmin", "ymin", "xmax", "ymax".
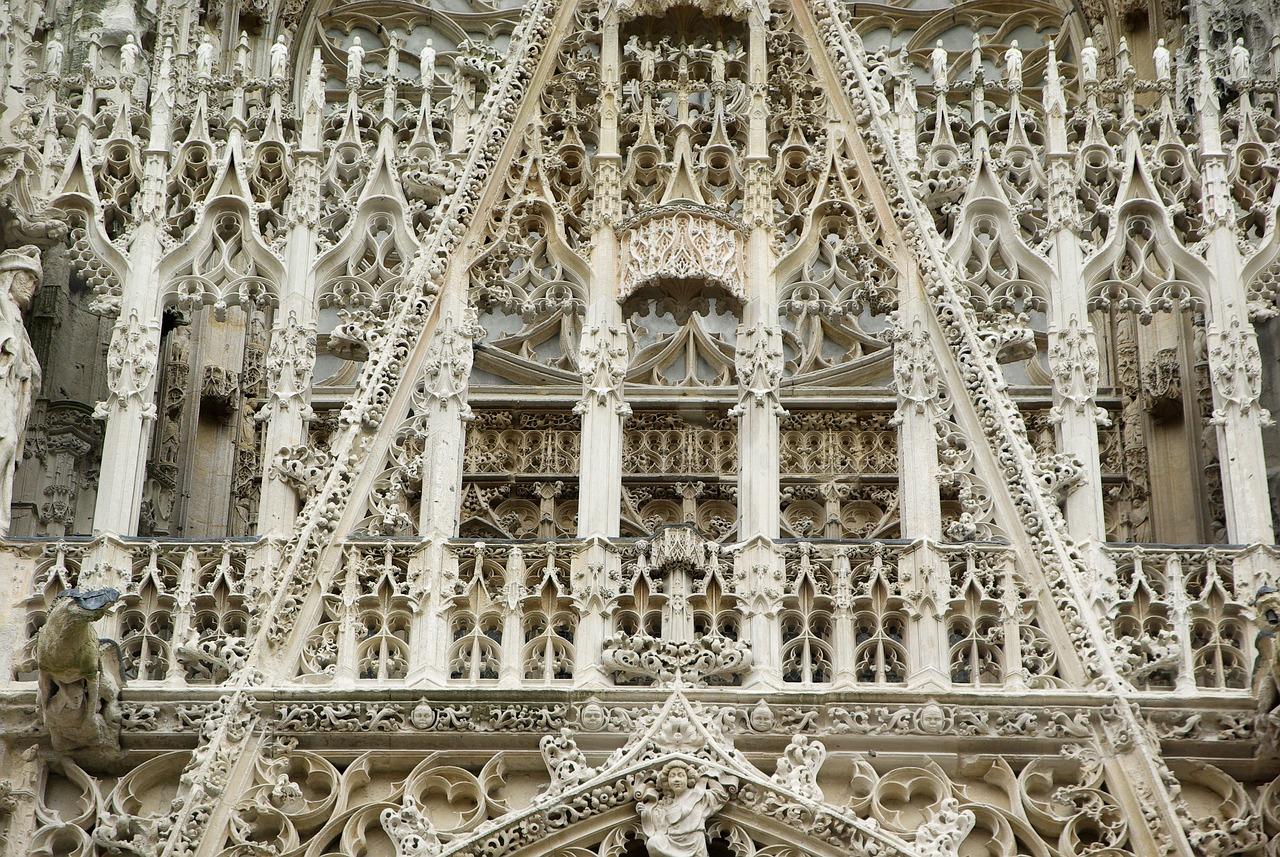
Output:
[{"xmin": 0, "ymin": 1, "xmax": 1279, "ymax": 856}]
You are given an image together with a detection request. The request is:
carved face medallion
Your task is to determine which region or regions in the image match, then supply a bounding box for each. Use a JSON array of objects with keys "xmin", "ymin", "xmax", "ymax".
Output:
[
  {"xmin": 410, "ymin": 700, "xmax": 436, "ymax": 730},
  {"xmin": 749, "ymin": 700, "xmax": 775, "ymax": 732},
  {"xmin": 919, "ymin": 703, "xmax": 947, "ymax": 734},
  {"xmin": 579, "ymin": 702, "xmax": 606, "ymax": 731}
]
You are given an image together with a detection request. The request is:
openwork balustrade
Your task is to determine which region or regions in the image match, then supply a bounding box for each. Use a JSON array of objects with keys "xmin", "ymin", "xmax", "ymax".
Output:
[{"xmin": 11, "ymin": 537, "xmax": 1268, "ymax": 694}]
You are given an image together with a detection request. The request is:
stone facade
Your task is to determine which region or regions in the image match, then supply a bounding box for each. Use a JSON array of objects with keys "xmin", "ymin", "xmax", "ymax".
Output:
[{"xmin": 2, "ymin": 0, "xmax": 1280, "ymax": 854}]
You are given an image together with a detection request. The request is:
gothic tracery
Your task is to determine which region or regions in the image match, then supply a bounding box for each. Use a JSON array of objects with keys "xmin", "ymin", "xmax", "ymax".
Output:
[{"xmin": 3, "ymin": 0, "xmax": 1280, "ymax": 854}]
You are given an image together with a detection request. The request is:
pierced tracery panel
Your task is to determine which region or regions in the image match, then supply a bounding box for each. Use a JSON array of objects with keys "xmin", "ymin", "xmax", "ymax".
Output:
[
  {"xmin": 940, "ymin": 546, "xmax": 1063, "ymax": 690},
  {"xmin": 1106, "ymin": 546, "xmax": 1252, "ymax": 692},
  {"xmin": 446, "ymin": 542, "xmax": 577, "ymax": 684},
  {"xmin": 299, "ymin": 542, "xmax": 420, "ymax": 683},
  {"xmin": 460, "ymin": 409, "xmax": 581, "ymax": 539},
  {"xmin": 621, "ymin": 410, "xmax": 738, "ymax": 540},
  {"xmin": 780, "ymin": 411, "xmax": 899, "ymax": 539},
  {"xmin": 780, "ymin": 543, "xmax": 909, "ymax": 686}
]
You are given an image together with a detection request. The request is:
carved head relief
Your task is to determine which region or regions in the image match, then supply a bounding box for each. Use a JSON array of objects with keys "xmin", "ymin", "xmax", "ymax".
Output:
[{"xmin": 0, "ymin": 245, "xmax": 43, "ymax": 312}]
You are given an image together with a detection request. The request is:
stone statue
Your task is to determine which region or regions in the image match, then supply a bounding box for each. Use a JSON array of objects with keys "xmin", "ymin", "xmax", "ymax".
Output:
[
  {"xmin": 705, "ymin": 41, "xmax": 730, "ymax": 87},
  {"xmin": 1003, "ymin": 40, "xmax": 1023, "ymax": 87},
  {"xmin": 1254, "ymin": 586, "xmax": 1280, "ymax": 736},
  {"xmin": 420, "ymin": 39, "xmax": 436, "ymax": 86},
  {"xmin": 625, "ymin": 36, "xmax": 659, "ymax": 83},
  {"xmin": 45, "ymin": 34, "xmax": 65, "ymax": 75},
  {"xmin": 916, "ymin": 797, "xmax": 976, "ymax": 856},
  {"xmin": 1231, "ymin": 37, "xmax": 1251, "ymax": 81},
  {"xmin": 1153, "ymin": 38, "xmax": 1171, "ymax": 82},
  {"xmin": 270, "ymin": 34, "xmax": 289, "ymax": 79},
  {"xmin": 930, "ymin": 40, "xmax": 948, "ymax": 87},
  {"xmin": 635, "ymin": 761, "xmax": 735, "ymax": 857},
  {"xmin": 119, "ymin": 34, "xmax": 141, "ymax": 78},
  {"xmin": 196, "ymin": 34, "xmax": 216, "ymax": 79},
  {"xmin": 1080, "ymin": 37, "xmax": 1098, "ymax": 84},
  {"xmin": 27, "ymin": 588, "xmax": 125, "ymax": 756},
  {"xmin": 347, "ymin": 35, "xmax": 365, "ymax": 85},
  {"xmin": 0, "ymin": 246, "xmax": 42, "ymax": 537}
]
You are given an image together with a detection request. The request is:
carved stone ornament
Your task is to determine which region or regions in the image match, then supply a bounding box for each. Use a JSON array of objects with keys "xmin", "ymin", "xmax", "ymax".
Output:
[
  {"xmin": 500, "ymin": 690, "xmax": 919, "ymax": 857},
  {"xmin": 601, "ymin": 633, "xmax": 753, "ymax": 686},
  {"xmin": 272, "ymin": 443, "xmax": 333, "ymax": 503},
  {"xmin": 575, "ymin": 322, "xmax": 630, "ymax": 416},
  {"xmin": 7, "ymin": 1, "xmax": 1280, "ymax": 854},
  {"xmin": 1048, "ymin": 315, "xmax": 1107, "ymax": 425},
  {"xmin": 729, "ymin": 322, "xmax": 785, "ymax": 417},
  {"xmin": 0, "ymin": 245, "xmax": 42, "ymax": 536},
  {"xmin": 607, "ymin": 0, "xmax": 768, "ymax": 22},
  {"xmin": 258, "ymin": 312, "xmax": 317, "ymax": 421},
  {"xmin": 888, "ymin": 317, "xmax": 939, "ymax": 420},
  {"xmin": 94, "ymin": 310, "xmax": 160, "ymax": 422},
  {"xmin": 1209, "ymin": 317, "xmax": 1272, "ymax": 426},
  {"xmin": 20, "ymin": 587, "xmax": 125, "ymax": 759},
  {"xmin": 380, "ymin": 793, "xmax": 444, "ymax": 857},
  {"xmin": 422, "ymin": 308, "xmax": 484, "ymax": 418},
  {"xmin": 619, "ymin": 205, "xmax": 745, "ymax": 305}
]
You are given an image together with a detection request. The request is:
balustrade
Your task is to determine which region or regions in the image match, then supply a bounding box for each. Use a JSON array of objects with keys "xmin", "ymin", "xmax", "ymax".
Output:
[{"xmin": 11, "ymin": 536, "xmax": 1267, "ymax": 693}]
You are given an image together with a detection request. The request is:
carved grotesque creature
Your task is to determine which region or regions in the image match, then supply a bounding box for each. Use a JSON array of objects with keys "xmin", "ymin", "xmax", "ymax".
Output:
[
  {"xmin": 27, "ymin": 588, "xmax": 125, "ymax": 756},
  {"xmin": 0, "ymin": 245, "xmax": 42, "ymax": 536}
]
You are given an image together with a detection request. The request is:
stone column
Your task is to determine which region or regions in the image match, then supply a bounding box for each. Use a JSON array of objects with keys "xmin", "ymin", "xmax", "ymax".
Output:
[
  {"xmin": 890, "ymin": 274, "xmax": 949, "ymax": 689},
  {"xmin": 735, "ymin": 10, "xmax": 781, "ymax": 543},
  {"xmin": 1042, "ymin": 46, "xmax": 1107, "ymax": 543},
  {"xmin": 92, "ymin": 46, "xmax": 175, "ymax": 535},
  {"xmin": 571, "ymin": 537, "xmax": 613, "ymax": 686},
  {"xmin": 417, "ymin": 285, "xmax": 481, "ymax": 539},
  {"xmin": 732, "ymin": 10, "xmax": 784, "ymax": 689},
  {"xmin": 258, "ymin": 53, "xmax": 324, "ymax": 537},
  {"xmin": 576, "ymin": 12, "xmax": 626, "ymax": 540},
  {"xmin": 1191, "ymin": 41, "xmax": 1274, "ymax": 549}
]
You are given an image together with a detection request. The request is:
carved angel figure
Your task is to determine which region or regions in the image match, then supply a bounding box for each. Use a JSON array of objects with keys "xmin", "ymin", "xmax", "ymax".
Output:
[
  {"xmin": 635, "ymin": 761, "xmax": 736, "ymax": 857},
  {"xmin": 0, "ymin": 246, "xmax": 42, "ymax": 536}
]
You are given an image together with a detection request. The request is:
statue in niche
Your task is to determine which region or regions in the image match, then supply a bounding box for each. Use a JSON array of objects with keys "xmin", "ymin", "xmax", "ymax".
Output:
[
  {"xmin": 634, "ymin": 761, "xmax": 736, "ymax": 857},
  {"xmin": 0, "ymin": 245, "xmax": 42, "ymax": 536}
]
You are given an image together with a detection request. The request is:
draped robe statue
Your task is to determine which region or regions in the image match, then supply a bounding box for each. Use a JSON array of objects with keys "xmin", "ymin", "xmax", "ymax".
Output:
[
  {"xmin": 635, "ymin": 762, "xmax": 735, "ymax": 857},
  {"xmin": 0, "ymin": 246, "xmax": 42, "ymax": 536}
]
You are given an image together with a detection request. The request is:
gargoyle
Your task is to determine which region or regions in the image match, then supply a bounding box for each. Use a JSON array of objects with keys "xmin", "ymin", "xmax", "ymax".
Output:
[{"xmin": 25, "ymin": 588, "xmax": 125, "ymax": 758}]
